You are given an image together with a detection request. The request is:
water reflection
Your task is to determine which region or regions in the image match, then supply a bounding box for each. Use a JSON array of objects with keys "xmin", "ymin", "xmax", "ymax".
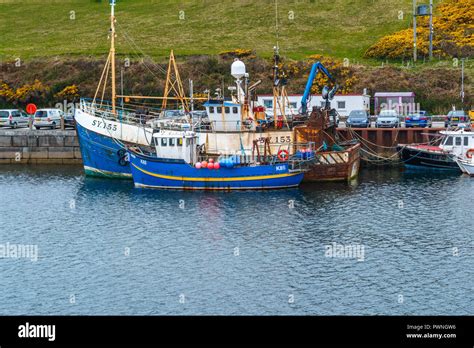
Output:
[{"xmin": 0, "ymin": 165, "xmax": 472, "ymax": 315}]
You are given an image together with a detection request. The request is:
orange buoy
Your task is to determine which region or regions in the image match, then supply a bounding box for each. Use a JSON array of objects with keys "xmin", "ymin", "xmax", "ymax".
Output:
[{"xmin": 466, "ymin": 149, "xmax": 474, "ymax": 159}]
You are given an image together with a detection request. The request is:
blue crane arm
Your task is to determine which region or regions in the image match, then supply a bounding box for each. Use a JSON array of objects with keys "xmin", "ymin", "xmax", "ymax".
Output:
[{"xmin": 301, "ymin": 62, "xmax": 335, "ymax": 114}]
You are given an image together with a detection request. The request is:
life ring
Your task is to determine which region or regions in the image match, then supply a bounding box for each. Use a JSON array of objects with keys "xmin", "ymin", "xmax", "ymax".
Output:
[
  {"xmin": 466, "ymin": 149, "xmax": 474, "ymax": 159},
  {"xmin": 278, "ymin": 149, "xmax": 289, "ymax": 161}
]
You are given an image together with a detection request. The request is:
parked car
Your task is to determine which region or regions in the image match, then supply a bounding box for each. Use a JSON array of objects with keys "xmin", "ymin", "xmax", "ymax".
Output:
[
  {"xmin": 376, "ymin": 109, "xmax": 400, "ymax": 128},
  {"xmin": 405, "ymin": 110, "xmax": 430, "ymax": 128},
  {"xmin": 64, "ymin": 113, "xmax": 75, "ymax": 129},
  {"xmin": 346, "ymin": 110, "xmax": 370, "ymax": 128},
  {"xmin": 447, "ymin": 110, "xmax": 468, "ymax": 127},
  {"xmin": 0, "ymin": 109, "xmax": 30, "ymax": 128},
  {"xmin": 33, "ymin": 109, "xmax": 63, "ymax": 129}
]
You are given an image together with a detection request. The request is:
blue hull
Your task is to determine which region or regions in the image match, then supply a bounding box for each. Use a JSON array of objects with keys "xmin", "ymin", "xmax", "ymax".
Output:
[
  {"xmin": 76, "ymin": 121, "xmax": 132, "ymax": 179},
  {"xmin": 129, "ymin": 152, "xmax": 304, "ymax": 190}
]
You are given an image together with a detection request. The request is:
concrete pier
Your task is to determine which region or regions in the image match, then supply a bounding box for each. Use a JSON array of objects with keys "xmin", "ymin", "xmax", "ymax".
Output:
[
  {"xmin": 337, "ymin": 127, "xmax": 445, "ymax": 156},
  {"xmin": 0, "ymin": 129, "xmax": 82, "ymax": 164}
]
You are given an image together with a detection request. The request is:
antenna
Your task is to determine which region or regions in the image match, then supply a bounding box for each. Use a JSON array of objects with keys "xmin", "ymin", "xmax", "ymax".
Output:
[
  {"xmin": 110, "ymin": 0, "xmax": 116, "ymax": 114},
  {"xmin": 274, "ymin": 0, "xmax": 280, "ymax": 51}
]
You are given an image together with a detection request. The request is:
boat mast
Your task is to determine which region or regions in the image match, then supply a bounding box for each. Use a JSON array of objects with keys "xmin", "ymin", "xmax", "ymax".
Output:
[
  {"xmin": 110, "ymin": 0, "xmax": 117, "ymax": 115},
  {"xmin": 273, "ymin": 0, "xmax": 279, "ymax": 129}
]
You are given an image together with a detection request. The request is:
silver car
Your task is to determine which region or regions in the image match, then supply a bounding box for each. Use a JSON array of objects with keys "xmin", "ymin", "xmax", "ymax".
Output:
[
  {"xmin": 33, "ymin": 109, "xmax": 63, "ymax": 129},
  {"xmin": 376, "ymin": 110, "xmax": 400, "ymax": 128},
  {"xmin": 0, "ymin": 109, "xmax": 30, "ymax": 128}
]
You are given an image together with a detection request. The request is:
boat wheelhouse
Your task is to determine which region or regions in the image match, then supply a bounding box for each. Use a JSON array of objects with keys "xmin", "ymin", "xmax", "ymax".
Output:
[{"xmin": 204, "ymin": 101, "xmax": 246, "ymax": 132}]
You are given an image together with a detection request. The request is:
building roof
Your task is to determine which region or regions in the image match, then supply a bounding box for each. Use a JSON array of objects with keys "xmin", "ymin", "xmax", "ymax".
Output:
[
  {"xmin": 257, "ymin": 94, "xmax": 368, "ymax": 97},
  {"xmin": 204, "ymin": 101, "xmax": 240, "ymax": 107},
  {"xmin": 374, "ymin": 92, "xmax": 415, "ymax": 97}
]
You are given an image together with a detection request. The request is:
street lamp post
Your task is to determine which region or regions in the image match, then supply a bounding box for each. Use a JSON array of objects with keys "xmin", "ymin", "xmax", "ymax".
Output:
[
  {"xmin": 429, "ymin": 0, "xmax": 433, "ymax": 60},
  {"xmin": 413, "ymin": 0, "xmax": 417, "ymax": 62},
  {"xmin": 413, "ymin": 2, "xmax": 433, "ymax": 62},
  {"xmin": 461, "ymin": 58, "xmax": 465, "ymax": 104}
]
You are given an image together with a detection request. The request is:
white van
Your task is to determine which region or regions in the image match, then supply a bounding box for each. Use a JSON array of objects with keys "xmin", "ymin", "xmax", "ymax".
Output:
[
  {"xmin": 0, "ymin": 109, "xmax": 30, "ymax": 128},
  {"xmin": 33, "ymin": 109, "xmax": 63, "ymax": 129}
]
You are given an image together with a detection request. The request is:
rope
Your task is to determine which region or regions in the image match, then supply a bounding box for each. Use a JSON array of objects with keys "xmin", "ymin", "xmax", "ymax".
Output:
[
  {"xmin": 117, "ymin": 21, "xmax": 168, "ymax": 76},
  {"xmin": 343, "ymin": 126, "xmax": 442, "ymax": 163}
]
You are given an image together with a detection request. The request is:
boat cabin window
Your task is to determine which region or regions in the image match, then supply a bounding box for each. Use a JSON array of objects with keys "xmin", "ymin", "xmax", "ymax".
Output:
[
  {"xmin": 464, "ymin": 137, "xmax": 469, "ymax": 146},
  {"xmin": 444, "ymin": 137, "xmax": 453, "ymax": 145},
  {"xmin": 455, "ymin": 137, "xmax": 462, "ymax": 146},
  {"xmin": 161, "ymin": 138, "xmax": 167, "ymax": 146},
  {"xmin": 209, "ymin": 107, "xmax": 215, "ymax": 113},
  {"xmin": 217, "ymin": 107, "xmax": 222, "ymax": 114},
  {"xmin": 178, "ymin": 138, "xmax": 183, "ymax": 146},
  {"xmin": 263, "ymin": 100, "xmax": 273, "ymax": 108},
  {"xmin": 225, "ymin": 107, "xmax": 230, "ymax": 113},
  {"xmin": 233, "ymin": 107, "xmax": 238, "ymax": 114},
  {"xmin": 169, "ymin": 138, "xmax": 175, "ymax": 146}
]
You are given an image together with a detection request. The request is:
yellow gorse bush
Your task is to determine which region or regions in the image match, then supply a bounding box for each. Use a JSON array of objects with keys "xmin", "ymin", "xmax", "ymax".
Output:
[
  {"xmin": 306, "ymin": 55, "xmax": 358, "ymax": 95},
  {"xmin": 219, "ymin": 49, "xmax": 255, "ymax": 59},
  {"xmin": 14, "ymin": 79, "xmax": 50, "ymax": 102},
  {"xmin": 0, "ymin": 82, "xmax": 15, "ymax": 100},
  {"xmin": 54, "ymin": 85, "xmax": 79, "ymax": 99},
  {"xmin": 365, "ymin": 0, "xmax": 473, "ymax": 59},
  {"xmin": 0, "ymin": 80, "xmax": 51, "ymax": 105}
]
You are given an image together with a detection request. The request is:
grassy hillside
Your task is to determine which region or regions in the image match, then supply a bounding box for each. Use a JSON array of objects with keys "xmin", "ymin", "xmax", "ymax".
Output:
[
  {"xmin": 0, "ymin": 0, "xmax": 428, "ymax": 61},
  {"xmin": 1, "ymin": 0, "xmax": 470, "ymax": 113}
]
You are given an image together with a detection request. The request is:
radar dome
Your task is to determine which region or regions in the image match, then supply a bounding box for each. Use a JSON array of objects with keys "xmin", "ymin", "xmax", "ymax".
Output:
[{"xmin": 231, "ymin": 59, "xmax": 246, "ymax": 79}]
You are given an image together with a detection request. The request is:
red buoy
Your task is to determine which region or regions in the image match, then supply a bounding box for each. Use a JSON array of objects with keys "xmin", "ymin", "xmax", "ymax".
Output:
[{"xmin": 26, "ymin": 103, "xmax": 37, "ymax": 115}]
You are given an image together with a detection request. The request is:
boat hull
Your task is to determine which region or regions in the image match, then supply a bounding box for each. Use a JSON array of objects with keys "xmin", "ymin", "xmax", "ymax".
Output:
[
  {"xmin": 128, "ymin": 152, "xmax": 304, "ymax": 190},
  {"xmin": 397, "ymin": 145, "xmax": 460, "ymax": 171},
  {"xmin": 74, "ymin": 107, "xmax": 158, "ymax": 179},
  {"xmin": 456, "ymin": 159, "xmax": 474, "ymax": 176},
  {"xmin": 303, "ymin": 143, "xmax": 361, "ymax": 182},
  {"xmin": 75, "ymin": 119, "xmax": 132, "ymax": 179}
]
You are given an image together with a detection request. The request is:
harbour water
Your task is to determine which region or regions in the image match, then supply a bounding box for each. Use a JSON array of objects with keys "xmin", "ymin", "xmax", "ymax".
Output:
[{"xmin": 0, "ymin": 165, "xmax": 472, "ymax": 315}]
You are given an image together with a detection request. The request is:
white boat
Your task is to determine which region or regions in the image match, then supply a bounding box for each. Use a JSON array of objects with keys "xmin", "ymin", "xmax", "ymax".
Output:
[
  {"xmin": 449, "ymin": 128, "xmax": 474, "ymax": 174},
  {"xmin": 456, "ymin": 157, "xmax": 474, "ymax": 175},
  {"xmin": 398, "ymin": 128, "xmax": 474, "ymax": 172}
]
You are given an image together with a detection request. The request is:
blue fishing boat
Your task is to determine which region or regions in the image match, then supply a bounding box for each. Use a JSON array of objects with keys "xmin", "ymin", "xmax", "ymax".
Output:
[
  {"xmin": 75, "ymin": 1, "xmax": 297, "ymax": 179},
  {"xmin": 76, "ymin": 1, "xmax": 357, "ymax": 184},
  {"xmin": 75, "ymin": 112, "xmax": 131, "ymax": 178},
  {"xmin": 75, "ymin": 100, "xmax": 155, "ymax": 178},
  {"xmin": 128, "ymin": 131, "xmax": 307, "ymax": 190}
]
